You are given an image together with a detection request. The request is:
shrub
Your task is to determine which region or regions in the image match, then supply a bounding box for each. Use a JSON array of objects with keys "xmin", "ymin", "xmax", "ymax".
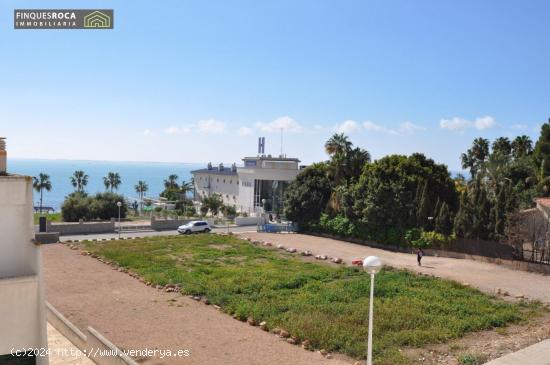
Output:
[
  {"xmin": 317, "ymin": 214, "xmax": 356, "ymax": 236},
  {"xmin": 421, "ymin": 230, "xmax": 455, "ymax": 248},
  {"xmin": 61, "ymin": 192, "xmax": 127, "ymax": 222},
  {"xmin": 222, "ymin": 205, "xmax": 237, "ymax": 218},
  {"xmin": 61, "ymin": 194, "xmax": 93, "ymax": 222}
]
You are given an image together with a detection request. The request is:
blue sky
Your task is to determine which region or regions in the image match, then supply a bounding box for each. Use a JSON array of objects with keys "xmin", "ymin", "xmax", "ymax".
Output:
[{"xmin": 1, "ymin": 0, "xmax": 549, "ymax": 170}]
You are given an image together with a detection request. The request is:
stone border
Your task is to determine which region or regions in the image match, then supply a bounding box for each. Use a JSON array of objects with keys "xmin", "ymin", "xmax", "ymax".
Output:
[
  {"xmin": 46, "ymin": 301, "xmax": 138, "ymax": 365},
  {"xmin": 46, "ymin": 301, "xmax": 87, "ymax": 350}
]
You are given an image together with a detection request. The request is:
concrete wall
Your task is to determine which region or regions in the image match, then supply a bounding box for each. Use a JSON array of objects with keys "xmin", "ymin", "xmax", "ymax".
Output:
[
  {"xmin": 47, "ymin": 220, "xmax": 115, "ymax": 236},
  {"xmin": 0, "ymin": 276, "xmax": 42, "ymax": 353},
  {"xmin": 150, "ymin": 217, "xmax": 190, "ymax": 231},
  {"xmin": 46, "ymin": 302, "xmax": 86, "ymax": 350},
  {"xmin": 194, "ymin": 172, "xmax": 239, "ymax": 206},
  {"xmin": 235, "ymin": 216, "xmax": 264, "ymax": 226},
  {"xmin": 86, "ymin": 327, "xmax": 138, "ymax": 365},
  {"xmin": 0, "ymin": 174, "xmax": 48, "ymax": 364},
  {"xmin": 35, "ymin": 232, "xmax": 60, "ymax": 244}
]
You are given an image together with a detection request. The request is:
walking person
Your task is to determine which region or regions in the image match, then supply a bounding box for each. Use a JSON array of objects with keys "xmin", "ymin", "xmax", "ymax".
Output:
[{"xmin": 416, "ymin": 247, "xmax": 424, "ymax": 266}]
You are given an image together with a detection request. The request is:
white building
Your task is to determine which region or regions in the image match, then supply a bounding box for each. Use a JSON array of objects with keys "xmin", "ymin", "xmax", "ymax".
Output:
[
  {"xmin": 0, "ymin": 138, "xmax": 49, "ymax": 365},
  {"xmin": 192, "ymin": 139, "xmax": 302, "ymax": 215}
]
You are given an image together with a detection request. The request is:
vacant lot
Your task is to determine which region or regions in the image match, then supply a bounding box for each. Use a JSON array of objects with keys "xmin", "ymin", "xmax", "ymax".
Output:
[{"xmin": 83, "ymin": 234, "xmax": 540, "ymax": 364}]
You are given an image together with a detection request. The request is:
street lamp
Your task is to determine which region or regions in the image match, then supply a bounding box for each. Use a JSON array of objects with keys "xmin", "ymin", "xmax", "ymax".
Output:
[
  {"xmin": 363, "ymin": 256, "xmax": 383, "ymax": 365},
  {"xmin": 117, "ymin": 201, "xmax": 122, "ymax": 239}
]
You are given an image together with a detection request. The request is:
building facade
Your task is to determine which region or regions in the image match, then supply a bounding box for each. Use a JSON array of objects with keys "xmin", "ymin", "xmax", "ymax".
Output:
[
  {"xmin": 192, "ymin": 155, "xmax": 301, "ymax": 215},
  {"xmin": 0, "ymin": 138, "xmax": 49, "ymax": 365}
]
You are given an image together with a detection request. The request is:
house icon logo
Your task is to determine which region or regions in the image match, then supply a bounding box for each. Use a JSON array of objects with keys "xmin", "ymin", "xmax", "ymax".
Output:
[{"xmin": 84, "ymin": 10, "xmax": 111, "ymax": 28}]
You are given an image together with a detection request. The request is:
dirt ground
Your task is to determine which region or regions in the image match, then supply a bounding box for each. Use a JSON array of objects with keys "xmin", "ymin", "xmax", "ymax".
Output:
[
  {"xmin": 42, "ymin": 243, "xmax": 354, "ymax": 365},
  {"xmin": 43, "ymin": 232, "xmax": 550, "ymax": 365},
  {"xmin": 239, "ymin": 232, "xmax": 550, "ymax": 303}
]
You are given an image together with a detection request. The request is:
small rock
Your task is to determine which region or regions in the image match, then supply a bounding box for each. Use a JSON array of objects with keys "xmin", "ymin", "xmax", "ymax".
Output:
[
  {"xmin": 192, "ymin": 296, "xmax": 201, "ymax": 301},
  {"xmin": 496, "ymin": 288, "xmax": 502, "ymax": 294},
  {"xmin": 203, "ymin": 298, "xmax": 210, "ymax": 305},
  {"xmin": 264, "ymin": 242, "xmax": 272, "ymax": 246},
  {"xmin": 246, "ymin": 238, "xmax": 252, "ymax": 241},
  {"xmin": 301, "ymin": 250, "xmax": 313, "ymax": 256},
  {"xmin": 155, "ymin": 284, "xmax": 164, "ymax": 290},
  {"xmin": 354, "ymin": 362, "xmax": 364, "ymax": 365},
  {"xmin": 279, "ymin": 329, "xmax": 290, "ymax": 338},
  {"xmin": 213, "ymin": 305, "xmax": 221, "ymax": 310},
  {"xmin": 326, "ymin": 354, "xmax": 333, "ymax": 359},
  {"xmin": 271, "ymin": 327, "xmax": 281, "ymax": 335},
  {"xmin": 301, "ymin": 340, "xmax": 311, "ymax": 349},
  {"xmin": 286, "ymin": 338, "xmax": 296, "ymax": 345},
  {"xmin": 286, "ymin": 248, "xmax": 297, "ymax": 253},
  {"xmin": 331, "ymin": 257, "xmax": 343, "ymax": 264},
  {"xmin": 515, "ymin": 294, "xmax": 525, "ymax": 299},
  {"xmin": 259, "ymin": 321, "xmax": 267, "ymax": 330},
  {"xmin": 247, "ymin": 317, "xmax": 256, "ymax": 326},
  {"xmin": 277, "ymin": 244, "xmax": 285, "ymax": 249},
  {"xmin": 319, "ymin": 349, "xmax": 328, "ymax": 356}
]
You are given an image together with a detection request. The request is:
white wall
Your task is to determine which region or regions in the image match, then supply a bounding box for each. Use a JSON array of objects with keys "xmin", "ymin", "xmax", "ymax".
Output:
[{"xmin": 0, "ymin": 175, "xmax": 48, "ymax": 364}]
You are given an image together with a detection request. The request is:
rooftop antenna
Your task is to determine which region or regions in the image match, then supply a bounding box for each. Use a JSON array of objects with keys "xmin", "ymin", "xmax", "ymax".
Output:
[{"xmin": 258, "ymin": 137, "xmax": 265, "ymax": 155}]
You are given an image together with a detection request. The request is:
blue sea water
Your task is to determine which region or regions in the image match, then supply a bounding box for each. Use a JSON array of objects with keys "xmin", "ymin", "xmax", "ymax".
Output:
[{"xmin": 9, "ymin": 159, "xmax": 203, "ymax": 211}]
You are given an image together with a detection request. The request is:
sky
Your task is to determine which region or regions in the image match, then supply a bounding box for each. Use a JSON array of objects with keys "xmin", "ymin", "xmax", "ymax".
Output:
[{"xmin": 1, "ymin": 0, "xmax": 549, "ymax": 171}]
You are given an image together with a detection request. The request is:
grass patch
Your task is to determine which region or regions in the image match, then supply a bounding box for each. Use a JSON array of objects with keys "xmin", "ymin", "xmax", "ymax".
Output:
[
  {"xmin": 458, "ymin": 353, "xmax": 489, "ymax": 365},
  {"xmin": 84, "ymin": 234, "xmax": 538, "ymax": 364},
  {"xmin": 34, "ymin": 212, "xmax": 62, "ymax": 224}
]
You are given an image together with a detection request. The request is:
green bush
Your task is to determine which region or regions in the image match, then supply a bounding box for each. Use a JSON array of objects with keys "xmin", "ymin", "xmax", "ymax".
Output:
[
  {"xmin": 421, "ymin": 230, "xmax": 455, "ymax": 248},
  {"xmin": 61, "ymin": 192, "xmax": 127, "ymax": 222},
  {"xmin": 61, "ymin": 193, "xmax": 93, "ymax": 222},
  {"xmin": 316, "ymin": 214, "xmax": 356, "ymax": 236}
]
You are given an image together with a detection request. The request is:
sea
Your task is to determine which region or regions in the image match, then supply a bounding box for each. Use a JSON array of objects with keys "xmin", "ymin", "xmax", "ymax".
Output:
[{"xmin": 9, "ymin": 159, "xmax": 203, "ymax": 211}]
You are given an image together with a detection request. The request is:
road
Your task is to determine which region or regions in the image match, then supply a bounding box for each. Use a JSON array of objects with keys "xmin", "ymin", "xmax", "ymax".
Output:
[{"xmin": 59, "ymin": 225, "xmax": 256, "ymax": 242}]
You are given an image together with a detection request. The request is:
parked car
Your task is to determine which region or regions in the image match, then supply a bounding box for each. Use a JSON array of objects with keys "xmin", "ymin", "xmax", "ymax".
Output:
[{"xmin": 177, "ymin": 220, "xmax": 211, "ymax": 234}]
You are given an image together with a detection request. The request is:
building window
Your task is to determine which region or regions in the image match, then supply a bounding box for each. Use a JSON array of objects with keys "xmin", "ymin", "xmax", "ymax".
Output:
[
  {"xmin": 223, "ymin": 179, "xmax": 226, "ymax": 183},
  {"xmin": 217, "ymin": 178, "xmax": 219, "ymax": 182},
  {"xmin": 229, "ymin": 179, "xmax": 232, "ymax": 184}
]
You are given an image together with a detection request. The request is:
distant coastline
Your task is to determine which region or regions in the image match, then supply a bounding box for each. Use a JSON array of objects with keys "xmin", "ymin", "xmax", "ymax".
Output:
[{"xmin": 9, "ymin": 158, "xmax": 204, "ymax": 211}]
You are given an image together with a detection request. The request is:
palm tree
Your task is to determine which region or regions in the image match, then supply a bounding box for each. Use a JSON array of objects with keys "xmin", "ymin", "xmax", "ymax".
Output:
[
  {"xmin": 164, "ymin": 174, "xmax": 179, "ymax": 190},
  {"xmin": 33, "ymin": 173, "xmax": 52, "ymax": 213},
  {"xmin": 511, "ymin": 135, "xmax": 533, "ymax": 159},
  {"xmin": 324, "ymin": 133, "xmax": 352, "ymax": 157},
  {"xmin": 70, "ymin": 170, "xmax": 89, "ymax": 193},
  {"xmin": 134, "ymin": 180, "xmax": 148, "ymax": 210},
  {"xmin": 103, "ymin": 172, "xmax": 121, "ymax": 192}
]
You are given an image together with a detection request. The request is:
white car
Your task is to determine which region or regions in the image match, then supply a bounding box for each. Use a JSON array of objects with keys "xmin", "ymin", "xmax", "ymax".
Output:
[{"xmin": 177, "ymin": 220, "xmax": 211, "ymax": 234}]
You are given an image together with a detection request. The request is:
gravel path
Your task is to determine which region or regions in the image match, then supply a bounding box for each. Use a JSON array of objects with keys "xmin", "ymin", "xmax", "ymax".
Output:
[
  {"xmin": 43, "ymin": 244, "xmax": 354, "ymax": 365},
  {"xmin": 240, "ymin": 233, "xmax": 550, "ymax": 303}
]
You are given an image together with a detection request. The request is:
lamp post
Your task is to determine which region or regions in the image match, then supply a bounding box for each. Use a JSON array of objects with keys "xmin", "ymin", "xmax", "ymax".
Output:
[
  {"xmin": 117, "ymin": 201, "xmax": 122, "ymax": 239},
  {"xmin": 363, "ymin": 256, "xmax": 382, "ymax": 365}
]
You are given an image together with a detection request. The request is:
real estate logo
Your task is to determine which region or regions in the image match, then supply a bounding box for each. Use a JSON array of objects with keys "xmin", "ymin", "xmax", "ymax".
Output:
[
  {"xmin": 83, "ymin": 10, "xmax": 111, "ymax": 28},
  {"xmin": 14, "ymin": 9, "xmax": 114, "ymax": 29}
]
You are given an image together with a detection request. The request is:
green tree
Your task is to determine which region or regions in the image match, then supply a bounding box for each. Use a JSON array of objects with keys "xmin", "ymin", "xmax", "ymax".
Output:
[
  {"xmin": 103, "ymin": 172, "xmax": 121, "ymax": 192},
  {"xmin": 492, "ymin": 137, "xmax": 512, "ymax": 157},
  {"xmin": 453, "ymin": 192, "xmax": 472, "ymax": 238},
  {"xmin": 533, "ymin": 120, "xmax": 550, "ymax": 178},
  {"xmin": 33, "ymin": 173, "xmax": 52, "ymax": 213},
  {"xmin": 134, "ymin": 180, "xmax": 148, "ymax": 210},
  {"xmin": 353, "ymin": 154, "xmax": 457, "ymax": 244},
  {"xmin": 494, "ymin": 186, "xmax": 507, "ymax": 237},
  {"xmin": 284, "ymin": 163, "xmax": 332, "ymax": 226},
  {"xmin": 461, "ymin": 137, "xmax": 490, "ymax": 177},
  {"xmin": 202, "ymin": 194, "xmax": 224, "ymax": 216},
  {"xmin": 70, "ymin": 170, "xmax": 88, "ymax": 193},
  {"xmin": 435, "ymin": 202, "xmax": 453, "ymax": 235},
  {"xmin": 511, "ymin": 135, "xmax": 533, "ymax": 159},
  {"xmin": 164, "ymin": 174, "xmax": 179, "ymax": 190}
]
